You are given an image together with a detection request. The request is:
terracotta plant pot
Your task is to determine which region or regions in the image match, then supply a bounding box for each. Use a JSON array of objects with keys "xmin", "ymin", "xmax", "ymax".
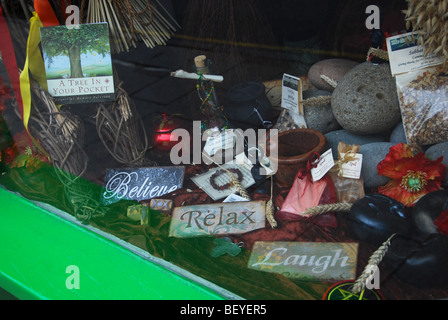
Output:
[{"xmin": 269, "ymin": 128, "xmax": 327, "ymax": 187}]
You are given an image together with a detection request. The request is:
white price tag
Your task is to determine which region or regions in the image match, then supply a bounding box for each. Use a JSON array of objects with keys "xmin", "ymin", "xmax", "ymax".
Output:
[
  {"xmin": 311, "ymin": 149, "xmax": 334, "ymax": 182},
  {"xmin": 223, "ymin": 193, "xmax": 250, "ymax": 203},
  {"xmin": 340, "ymin": 153, "xmax": 363, "ymax": 179},
  {"xmin": 281, "ymin": 74, "xmax": 307, "ymax": 128}
]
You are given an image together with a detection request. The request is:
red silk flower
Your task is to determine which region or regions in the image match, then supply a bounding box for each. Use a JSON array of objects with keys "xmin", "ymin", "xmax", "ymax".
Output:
[
  {"xmin": 377, "ymin": 143, "xmax": 446, "ymax": 206},
  {"xmin": 434, "ymin": 210, "xmax": 448, "ymax": 236}
]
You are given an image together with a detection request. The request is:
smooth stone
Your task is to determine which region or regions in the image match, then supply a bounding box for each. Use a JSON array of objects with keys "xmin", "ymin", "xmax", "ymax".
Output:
[
  {"xmin": 359, "ymin": 142, "xmax": 396, "ymax": 188},
  {"xmin": 331, "ymin": 62, "xmax": 401, "ymax": 135},
  {"xmin": 412, "ymin": 190, "xmax": 448, "ymax": 235},
  {"xmin": 425, "ymin": 142, "xmax": 448, "ymax": 187},
  {"xmin": 390, "ymin": 121, "xmax": 407, "ymax": 144},
  {"xmin": 345, "ymin": 194, "xmax": 413, "ymax": 246},
  {"xmin": 303, "ymin": 89, "xmax": 341, "ymax": 134},
  {"xmin": 384, "ymin": 233, "xmax": 448, "ymax": 288},
  {"xmin": 308, "ymin": 58, "xmax": 359, "ymax": 92},
  {"xmin": 324, "ymin": 129, "xmax": 387, "ymax": 159}
]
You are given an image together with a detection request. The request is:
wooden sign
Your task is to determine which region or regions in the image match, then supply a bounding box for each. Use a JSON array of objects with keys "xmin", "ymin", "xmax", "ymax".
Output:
[
  {"xmin": 248, "ymin": 241, "xmax": 358, "ymax": 281},
  {"xmin": 102, "ymin": 166, "xmax": 185, "ymax": 205},
  {"xmin": 169, "ymin": 201, "xmax": 266, "ymax": 237}
]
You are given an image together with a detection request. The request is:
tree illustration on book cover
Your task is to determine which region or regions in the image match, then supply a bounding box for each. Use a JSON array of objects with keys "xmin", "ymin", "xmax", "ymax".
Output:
[{"xmin": 40, "ymin": 22, "xmax": 115, "ymax": 105}]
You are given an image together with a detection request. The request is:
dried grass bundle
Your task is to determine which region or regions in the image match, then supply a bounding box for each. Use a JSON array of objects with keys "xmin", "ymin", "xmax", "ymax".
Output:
[
  {"xmin": 404, "ymin": 0, "xmax": 448, "ymax": 63},
  {"xmin": 83, "ymin": 0, "xmax": 179, "ymax": 54}
]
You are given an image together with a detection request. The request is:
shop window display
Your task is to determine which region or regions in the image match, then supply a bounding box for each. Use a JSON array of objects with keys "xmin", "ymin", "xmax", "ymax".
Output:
[{"xmin": 0, "ymin": 0, "xmax": 448, "ymax": 301}]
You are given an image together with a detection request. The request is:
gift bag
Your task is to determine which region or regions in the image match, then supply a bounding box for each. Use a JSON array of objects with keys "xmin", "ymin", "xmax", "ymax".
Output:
[
  {"xmin": 329, "ymin": 142, "xmax": 365, "ymax": 204},
  {"xmin": 277, "ymin": 152, "xmax": 337, "ymax": 227}
]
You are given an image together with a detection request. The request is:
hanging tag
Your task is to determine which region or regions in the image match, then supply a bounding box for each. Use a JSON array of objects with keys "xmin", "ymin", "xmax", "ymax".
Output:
[
  {"xmin": 340, "ymin": 152, "xmax": 363, "ymax": 179},
  {"xmin": 281, "ymin": 73, "xmax": 307, "ymax": 128},
  {"xmin": 311, "ymin": 149, "xmax": 334, "ymax": 181},
  {"xmin": 223, "ymin": 193, "xmax": 250, "ymax": 203}
]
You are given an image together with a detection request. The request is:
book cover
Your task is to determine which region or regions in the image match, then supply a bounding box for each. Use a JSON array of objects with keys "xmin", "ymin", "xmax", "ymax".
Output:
[{"xmin": 40, "ymin": 22, "xmax": 115, "ymax": 105}]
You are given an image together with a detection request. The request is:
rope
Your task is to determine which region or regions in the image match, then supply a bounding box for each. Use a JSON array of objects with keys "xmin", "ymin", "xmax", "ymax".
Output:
[
  {"xmin": 366, "ymin": 47, "xmax": 389, "ymax": 61},
  {"xmin": 302, "ymin": 95, "xmax": 332, "ymax": 107},
  {"xmin": 299, "ymin": 75, "xmax": 336, "ymax": 108}
]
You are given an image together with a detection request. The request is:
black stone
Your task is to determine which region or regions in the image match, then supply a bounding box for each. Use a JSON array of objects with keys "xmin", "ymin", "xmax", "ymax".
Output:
[{"xmin": 344, "ymin": 194, "xmax": 413, "ymax": 246}]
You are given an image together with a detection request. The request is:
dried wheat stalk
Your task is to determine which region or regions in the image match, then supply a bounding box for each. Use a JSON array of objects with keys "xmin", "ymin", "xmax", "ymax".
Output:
[
  {"xmin": 266, "ymin": 175, "xmax": 277, "ymax": 228},
  {"xmin": 304, "ymin": 202, "xmax": 353, "ymax": 216},
  {"xmin": 404, "ymin": 0, "xmax": 448, "ymax": 63},
  {"xmin": 202, "ymin": 152, "xmax": 251, "ymax": 200},
  {"xmin": 351, "ymin": 234, "xmax": 395, "ymax": 295}
]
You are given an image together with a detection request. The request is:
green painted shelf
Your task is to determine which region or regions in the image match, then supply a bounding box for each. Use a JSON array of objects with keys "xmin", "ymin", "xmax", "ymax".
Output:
[{"xmin": 0, "ymin": 187, "xmax": 230, "ymax": 300}]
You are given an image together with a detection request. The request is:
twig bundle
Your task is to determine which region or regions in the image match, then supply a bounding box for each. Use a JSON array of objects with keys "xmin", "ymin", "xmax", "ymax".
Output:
[
  {"xmin": 95, "ymin": 83, "xmax": 155, "ymax": 167},
  {"xmin": 404, "ymin": 0, "xmax": 448, "ymax": 63},
  {"xmin": 29, "ymin": 79, "xmax": 87, "ymax": 178},
  {"xmin": 28, "ymin": 78, "xmax": 107, "ymax": 223},
  {"xmin": 84, "ymin": 0, "xmax": 180, "ymax": 54}
]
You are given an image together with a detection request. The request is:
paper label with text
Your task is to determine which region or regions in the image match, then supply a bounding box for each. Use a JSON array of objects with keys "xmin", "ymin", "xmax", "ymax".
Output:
[
  {"xmin": 386, "ymin": 32, "xmax": 444, "ymax": 76},
  {"xmin": 340, "ymin": 152, "xmax": 363, "ymax": 179},
  {"xmin": 281, "ymin": 74, "xmax": 307, "ymax": 128},
  {"xmin": 311, "ymin": 149, "xmax": 334, "ymax": 181}
]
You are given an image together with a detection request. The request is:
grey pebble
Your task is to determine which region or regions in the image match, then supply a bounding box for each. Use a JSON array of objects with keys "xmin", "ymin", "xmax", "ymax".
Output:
[
  {"xmin": 425, "ymin": 142, "xmax": 448, "ymax": 187},
  {"xmin": 303, "ymin": 89, "xmax": 341, "ymax": 134},
  {"xmin": 325, "ymin": 129, "xmax": 387, "ymax": 159},
  {"xmin": 359, "ymin": 142, "xmax": 396, "ymax": 188},
  {"xmin": 331, "ymin": 62, "xmax": 401, "ymax": 135}
]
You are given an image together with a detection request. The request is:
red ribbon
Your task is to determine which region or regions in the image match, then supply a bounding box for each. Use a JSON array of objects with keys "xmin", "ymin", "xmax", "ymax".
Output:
[
  {"xmin": 34, "ymin": 0, "xmax": 71, "ymax": 27},
  {"xmin": 297, "ymin": 151, "xmax": 321, "ymax": 180},
  {"xmin": 434, "ymin": 210, "xmax": 448, "ymax": 236},
  {"xmin": 0, "ymin": 6, "xmax": 24, "ymax": 123}
]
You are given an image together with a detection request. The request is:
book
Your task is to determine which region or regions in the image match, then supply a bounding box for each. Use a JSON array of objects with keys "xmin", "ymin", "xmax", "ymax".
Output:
[{"xmin": 40, "ymin": 22, "xmax": 115, "ymax": 105}]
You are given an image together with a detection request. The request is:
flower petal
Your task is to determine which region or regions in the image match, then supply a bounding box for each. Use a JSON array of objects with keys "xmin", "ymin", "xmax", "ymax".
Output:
[
  {"xmin": 423, "ymin": 156, "xmax": 447, "ymax": 181},
  {"xmin": 378, "ymin": 179, "xmax": 426, "ymax": 206}
]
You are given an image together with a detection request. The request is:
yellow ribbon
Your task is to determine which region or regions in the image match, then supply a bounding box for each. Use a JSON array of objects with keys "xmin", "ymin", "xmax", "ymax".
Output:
[
  {"xmin": 19, "ymin": 11, "xmax": 48, "ymax": 133},
  {"xmin": 331, "ymin": 151, "xmax": 358, "ymax": 177}
]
